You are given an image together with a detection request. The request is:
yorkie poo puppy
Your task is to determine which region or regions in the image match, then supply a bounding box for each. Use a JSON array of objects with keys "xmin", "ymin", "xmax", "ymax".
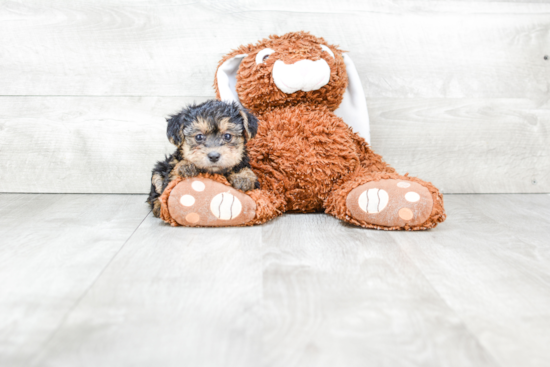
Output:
[{"xmin": 147, "ymin": 100, "xmax": 259, "ymax": 217}]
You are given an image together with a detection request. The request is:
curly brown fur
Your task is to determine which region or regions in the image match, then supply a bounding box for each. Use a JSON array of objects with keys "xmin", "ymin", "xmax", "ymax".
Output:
[
  {"xmin": 210, "ymin": 31, "xmax": 446, "ymax": 230},
  {"xmin": 215, "ymin": 31, "xmax": 347, "ymax": 113},
  {"xmin": 147, "ymin": 100, "xmax": 259, "ymax": 217}
]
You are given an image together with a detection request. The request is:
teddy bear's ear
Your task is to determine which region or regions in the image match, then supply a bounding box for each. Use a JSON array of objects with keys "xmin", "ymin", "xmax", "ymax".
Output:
[
  {"xmin": 216, "ymin": 54, "xmax": 248, "ymax": 107},
  {"xmin": 334, "ymin": 53, "xmax": 371, "ymax": 144}
]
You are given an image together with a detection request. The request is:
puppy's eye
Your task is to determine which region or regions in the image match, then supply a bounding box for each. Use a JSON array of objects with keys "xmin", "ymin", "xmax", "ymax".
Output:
[
  {"xmin": 320, "ymin": 45, "xmax": 335, "ymax": 59},
  {"xmin": 195, "ymin": 134, "xmax": 205, "ymax": 142},
  {"xmin": 223, "ymin": 133, "xmax": 232, "ymax": 141},
  {"xmin": 255, "ymin": 48, "xmax": 275, "ymax": 64}
]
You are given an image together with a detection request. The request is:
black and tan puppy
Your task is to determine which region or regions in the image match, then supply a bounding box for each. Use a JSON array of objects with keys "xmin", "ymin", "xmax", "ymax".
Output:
[{"xmin": 147, "ymin": 100, "xmax": 259, "ymax": 217}]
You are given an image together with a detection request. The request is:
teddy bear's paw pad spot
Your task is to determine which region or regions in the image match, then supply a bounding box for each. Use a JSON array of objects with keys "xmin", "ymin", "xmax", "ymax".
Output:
[
  {"xmin": 405, "ymin": 192, "xmax": 420, "ymax": 202},
  {"xmin": 398, "ymin": 208, "xmax": 414, "ymax": 221},
  {"xmin": 180, "ymin": 194, "xmax": 195, "ymax": 206},
  {"xmin": 191, "ymin": 180, "xmax": 206, "ymax": 192},
  {"xmin": 185, "ymin": 213, "xmax": 201, "ymax": 223},
  {"xmin": 168, "ymin": 178, "xmax": 256, "ymax": 227},
  {"xmin": 357, "ymin": 188, "xmax": 389, "ymax": 213},
  {"xmin": 346, "ymin": 179, "xmax": 434, "ymax": 227},
  {"xmin": 210, "ymin": 192, "xmax": 243, "ymax": 220}
]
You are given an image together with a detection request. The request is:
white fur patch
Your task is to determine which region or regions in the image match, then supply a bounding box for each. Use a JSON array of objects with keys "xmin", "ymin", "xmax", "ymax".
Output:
[
  {"xmin": 216, "ymin": 54, "xmax": 248, "ymax": 106},
  {"xmin": 334, "ymin": 54, "xmax": 371, "ymax": 144},
  {"xmin": 272, "ymin": 59, "xmax": 331, "ymax": 94}
]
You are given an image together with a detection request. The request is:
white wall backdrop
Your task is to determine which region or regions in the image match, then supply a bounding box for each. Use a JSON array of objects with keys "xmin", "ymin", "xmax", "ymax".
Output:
[{"xmin": 0, "ymin": 0, "xmax": 548, "ymax": 193}]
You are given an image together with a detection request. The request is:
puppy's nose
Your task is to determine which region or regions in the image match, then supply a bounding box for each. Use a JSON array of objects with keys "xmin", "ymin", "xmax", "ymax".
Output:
[{"xmin": 207, "ymin": 152, "xmax": 221, "ymax": 162}]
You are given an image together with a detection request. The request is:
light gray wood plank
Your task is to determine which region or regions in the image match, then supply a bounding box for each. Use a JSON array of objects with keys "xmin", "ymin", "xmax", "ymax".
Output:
[
  {"xmin": 369, "ymin": 98, "xmax": 550, "ymax": 194},
  {"xmin": 1, "ymin": 96, "xmax": 548, "ymax": 194},
  {"xmin": 0, "ymin": 194, "xmax": 149, "ymax": 367},
  {"xmin": 0, "ymin": 96, "xmax": 196, "ymax": 194},
  {"xmin": 389, "ymin": 194, "xmax": 550, "ymax": 367},
  {"xmin": 32, "ymin": 213, "xmax": 263, "ymax": 367},
  {"xmin": 456, "ymin": 194, "xmax": 550, "ymax": 253},
  {"xmin": 3, "ymin": 193, "xmax": 550, "ymax": 366},
  {"xmin": 261, "ymin": 214, "xmax": 498, "ymax": 367},
  {"xmin": 0, "ymin": 1, "xmax": 548, "ymax": 98}
]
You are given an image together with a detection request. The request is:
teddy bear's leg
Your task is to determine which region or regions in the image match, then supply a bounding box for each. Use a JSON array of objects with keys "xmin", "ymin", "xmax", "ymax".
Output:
[
  {"xmin": 324, "ymin": 169, "xmax": 446, "ymax": 230},
  {"xmin": 159, "ymin": 176, "xmax": 283, "ymax": 227}
]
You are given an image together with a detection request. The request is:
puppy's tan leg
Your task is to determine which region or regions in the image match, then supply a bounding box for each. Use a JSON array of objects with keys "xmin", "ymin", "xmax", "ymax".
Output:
[
  {"xmin": 152, "ymin": 173, "xmax": 164, "ymax": 194},
  {"xmin": 228, "ymin": 167, "xmax": 259, "ymax": 192},
  {"xmin": 152, "ymin": 200, "xmax": 162, "ymax": 217},
  {"xmin": 149, "ymin": 173, "xmax": 165, "ymax": 218}
]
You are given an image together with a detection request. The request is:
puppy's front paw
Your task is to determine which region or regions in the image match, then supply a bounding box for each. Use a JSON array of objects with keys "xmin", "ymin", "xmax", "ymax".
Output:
[
  {"xmin": 228, "ymin": 168, "xmax": 259, "ymax": 192},
  {"xmin": 152, "ymin": 200, "xmax": 162, "ymax": 218},
  {"xmin": 231, "ymin": 176, "xmax": 258, "ymax": 192},
  {"xmin": 174, "ymin": 161, "xmax": 198, "ymax": 178}
]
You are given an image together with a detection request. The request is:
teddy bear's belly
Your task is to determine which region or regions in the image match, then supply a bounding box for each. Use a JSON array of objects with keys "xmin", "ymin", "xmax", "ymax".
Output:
[{"xmin": 248, "ymin": 105, "xmax": 360, "ymax": 212}]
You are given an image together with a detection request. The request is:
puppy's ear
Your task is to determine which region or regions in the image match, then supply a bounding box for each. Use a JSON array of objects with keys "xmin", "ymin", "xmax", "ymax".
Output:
[
  {"xmin": 239, "ymin": 109, "xmax": 258, "ymax": 140},
  {"xmin": 166, "ymin": 110, "xmax": 186, "ymax": 146}
]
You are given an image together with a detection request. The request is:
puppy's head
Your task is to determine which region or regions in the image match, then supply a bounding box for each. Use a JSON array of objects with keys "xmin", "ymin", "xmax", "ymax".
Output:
[{"xmin": 166, "ymin": 100, "xmax": 258, "ymax": 173}]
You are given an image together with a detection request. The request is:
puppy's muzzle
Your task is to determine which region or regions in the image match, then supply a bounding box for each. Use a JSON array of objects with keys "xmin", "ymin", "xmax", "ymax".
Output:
[{"xmin": 207, "ymin": 151, "xmax": 221, "ymax": 163}]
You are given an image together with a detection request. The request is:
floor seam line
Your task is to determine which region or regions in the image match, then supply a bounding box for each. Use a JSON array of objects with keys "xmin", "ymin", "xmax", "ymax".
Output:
[
  {"xmin": 28, "ymin": 210, "xmax": 152, "ymax": 365},
  {"xmin": 394, "ymin": 236, "xmax": 504, "ymax": 367}
]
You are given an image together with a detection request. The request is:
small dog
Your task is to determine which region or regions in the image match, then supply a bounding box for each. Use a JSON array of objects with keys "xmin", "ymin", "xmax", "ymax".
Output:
[{"xmin": 147, "ymin": 100, "xmax": 259, "ymax": 217}]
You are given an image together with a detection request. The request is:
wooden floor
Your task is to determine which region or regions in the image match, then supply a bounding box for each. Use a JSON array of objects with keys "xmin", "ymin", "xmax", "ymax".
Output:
[{"xmin": 1, "ymin": 194, "xmax": 549, "ymax": 367}]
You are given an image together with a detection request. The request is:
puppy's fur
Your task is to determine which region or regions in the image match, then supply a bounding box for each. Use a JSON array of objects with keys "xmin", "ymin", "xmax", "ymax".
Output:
[{"xmin": 147, "ymin": 100, "xmax": 259, "ymax": 217}]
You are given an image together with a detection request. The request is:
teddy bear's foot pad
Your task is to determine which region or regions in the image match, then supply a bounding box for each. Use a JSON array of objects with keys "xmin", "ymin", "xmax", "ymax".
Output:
[
  {"xmin": 346, "ymin": 179, "xmax": 433, "ymax": 228},
  {"xmin": 168, "ymin": 178, "xmax": 256, "ymax": 227}
]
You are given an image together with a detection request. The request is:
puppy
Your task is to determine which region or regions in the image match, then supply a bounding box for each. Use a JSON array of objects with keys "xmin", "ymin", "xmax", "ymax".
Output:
[{"xmin": 147, "ymin": 100, "xmax": 259, "ymax": 217}]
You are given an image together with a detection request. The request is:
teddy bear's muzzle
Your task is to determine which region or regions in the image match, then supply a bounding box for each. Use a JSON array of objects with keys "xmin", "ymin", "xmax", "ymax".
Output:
[{"xmin": 272, "ymin": 59, "xmax": 331, "ymax": 94}]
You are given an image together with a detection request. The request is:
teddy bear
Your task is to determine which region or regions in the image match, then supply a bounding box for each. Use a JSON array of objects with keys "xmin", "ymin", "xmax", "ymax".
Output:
[{"xmin": 158, "ymin": 31, "xmax": 446, "ymax": 230}]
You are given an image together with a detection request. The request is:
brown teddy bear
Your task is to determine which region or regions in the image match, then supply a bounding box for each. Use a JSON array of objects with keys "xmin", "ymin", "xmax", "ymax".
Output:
[{"xmin": 158, "ymin": 31, "xmax": 446, "ymax": 230}]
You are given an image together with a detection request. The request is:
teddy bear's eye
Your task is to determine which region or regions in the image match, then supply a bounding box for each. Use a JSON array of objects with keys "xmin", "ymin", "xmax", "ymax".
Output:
[
  {"xmin": 256, "ymin": 48, "xmax": 275, "ymax": 64},
  {"xmin": 320, "ymin": 45, "xmax": 334, "ymax": 58}
]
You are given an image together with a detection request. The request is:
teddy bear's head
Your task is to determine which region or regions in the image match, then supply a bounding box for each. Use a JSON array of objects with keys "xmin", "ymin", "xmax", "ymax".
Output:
[
  {"xmin": 214, "ymin": 31, "xmax": 371, "ymax": 142},
  {"xmin": 215, "ymin": 32, "xmax": 347, "ymax": 112}
]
